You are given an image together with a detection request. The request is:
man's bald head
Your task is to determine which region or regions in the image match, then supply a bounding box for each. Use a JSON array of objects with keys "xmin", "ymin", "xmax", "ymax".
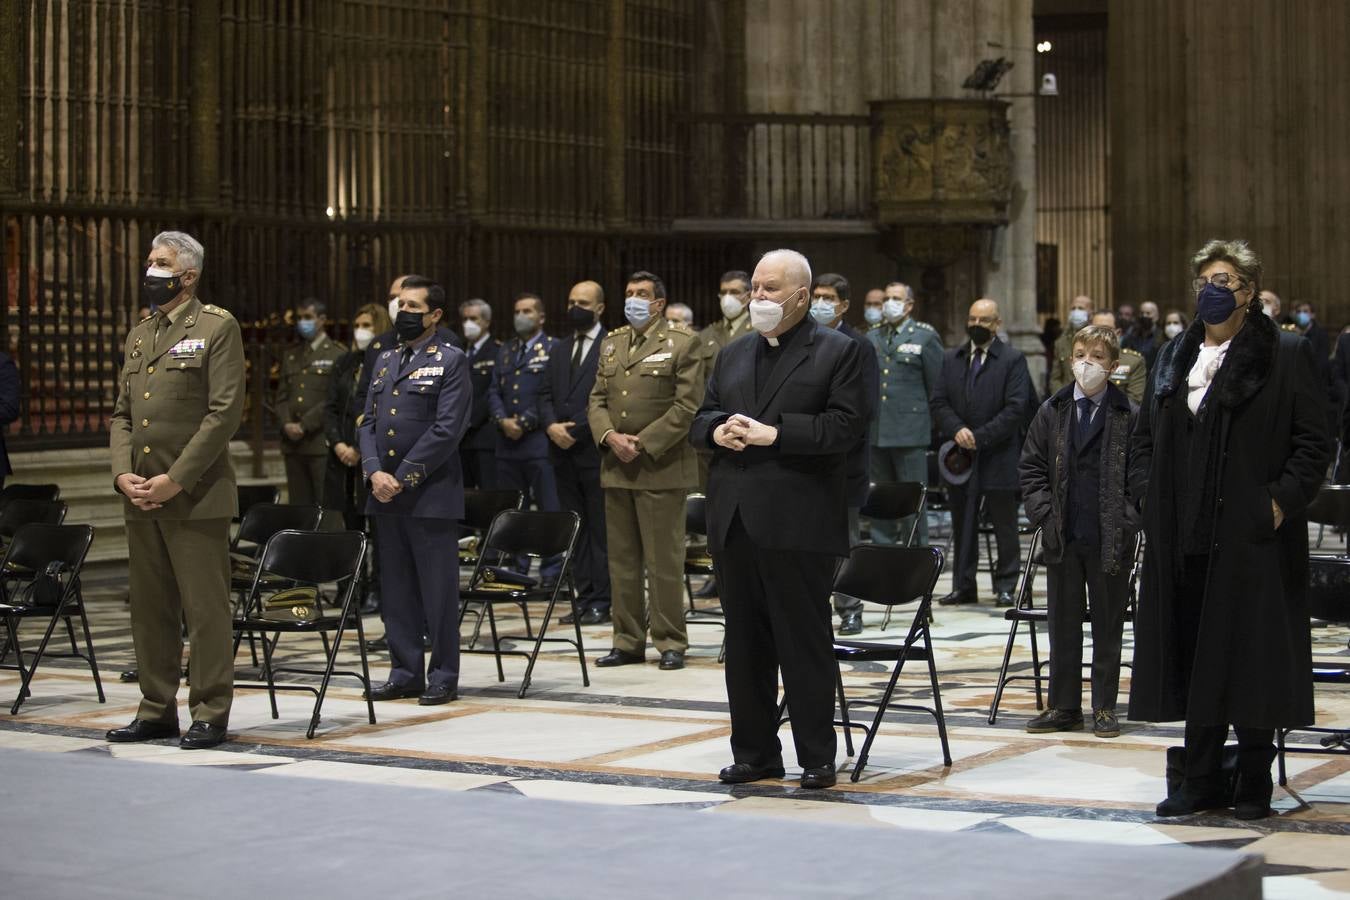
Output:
[
  {"xmin": 569, "ymin": 280, "xmax": 604, "ymax": 304},
  {"xmin": 757, "ymin": 249, "xmax": 812, "ymax": 293},
  {"xmin": 967, "ymin": 298, "xmax": 1001, "ymax": 345},
  {"xmin": 1070, "ymin": 294, "xmax": 1092, "ymax": 311}
]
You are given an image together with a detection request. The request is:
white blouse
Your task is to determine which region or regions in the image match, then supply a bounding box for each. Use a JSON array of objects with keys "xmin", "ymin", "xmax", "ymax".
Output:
[{"xmin": 1187, "ymin": 339, "xmax": 1231, "ymax": 414}]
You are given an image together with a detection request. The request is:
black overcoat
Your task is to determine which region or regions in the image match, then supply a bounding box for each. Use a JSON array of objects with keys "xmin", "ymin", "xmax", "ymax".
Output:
[{"xmin": 1128, "ymin": 308, "xmax": 1329, "ymax": 727}]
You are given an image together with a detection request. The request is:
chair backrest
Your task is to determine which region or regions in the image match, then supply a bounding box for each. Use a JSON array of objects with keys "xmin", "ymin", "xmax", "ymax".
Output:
[
  {"xmin": 236, "ymin": 484, "xmax": 281, "ymax": 521},
  {"xmin": 2, "ymin": 523, "xmax": 94, "ymax": 578},
  {"xmin": 0, "ymin": 499, "xmax": 68, "ymax": 539},
  {"xmin": 685, "ymin": 494, "xmax": 708, "ymax": 537},
  {"xmin": 462, "ymin": 489, "xmax": 525, "ymax": 532},
  {"xmin": 860, "ymin": 482, "xmax": 926, "ymax": 521},
  {"xmin": 0, "ymin": 483, "xmax": 61, "ymax": 508},
  {"xmin": 832, "ymin": 544, "xmax": 944, "ymax": 608},
  {"xmin": 1308, "ymin": 554, "xmax": 1350, "ymax": 624},
  {"xmin": 480, "ymin": 510, "xmax": 580, "ymax": 560},
  {"xmin": 255, "ymin": 529, "xmax": 367, "ymax": 587},
  {"xmin": 1307, "ymin": 484, "xmax": 1350, "ymax": 530},
  {"xmin": 233, "ymin": 503, "xmax": 323, "ymax": 549}
]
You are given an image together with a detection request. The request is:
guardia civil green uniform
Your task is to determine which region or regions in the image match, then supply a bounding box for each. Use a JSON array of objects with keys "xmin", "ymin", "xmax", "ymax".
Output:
[
  {"xmin": 587, "ymin": 318, "xmax": 701, "ymax": 656},
  {"xmin": 110, "ymin": 296, "xmax": 246, "ymax": 728},
  {"xmin": 276, "ymin": 332, "xmax": 345, "ymax": 505},
  {"xmin": 867, "ymin": 316, "xmax": 943, "ymax": 544},
  {"xmin": 692, "ymin": 312, "xmax": 753, "ymax": 488}
]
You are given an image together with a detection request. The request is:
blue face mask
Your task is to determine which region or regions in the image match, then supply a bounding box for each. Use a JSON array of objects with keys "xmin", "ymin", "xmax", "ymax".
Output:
[
  {"xmin": 863, "ymin": 307, "xmax": 883, "ymax": 326},
  {"xmin": 809, "ymin": 300, "xmax": 837, "ymax": 325},
  {"xmin": 1195, "ymin": 283, "xmax": 1238, "ymax": 325},
  {"xmin": 296, "ymin": 319, "xmax": 318, "ymax": 340},
  {"xmin": 624, "ymin": 296, "xmax": 652, "ymax": 328},
  {"xmin": 1295, "ymin": 311, "xmax": 1312, "ymax": 328}
]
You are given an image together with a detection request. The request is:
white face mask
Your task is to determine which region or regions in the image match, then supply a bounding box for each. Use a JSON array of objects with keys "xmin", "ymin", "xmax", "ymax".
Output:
[
  {"xmin": 720, "ymin": 292, "xmax": 745, "ymax": 320},
  {"xmin": 388, "ymin": 298, "xmax": 401, "ymax": 322},
  {"xmin": 1262, "ymin": 303, "xmax": 1276, "ymax": 318},
  {"xmin": 882, "ymin": 298, "xmax": 907, "ymax": 323},
  {"xmin": 749, "ymin": 298, "xmax": 783, "ymax": 334},
  {"xmin": 624, "ymin": 296, "xmax": 652, "ymax": 329},
  {"xmin": 1164, "ymin": 322, "xmax": 1183, "ymax": 339},
  {"xmin": 1067, "ymin": 308, "xmax": 1090, "ymax": 331},
  {"xmin": 463, "ymin": 319, "xmax": 482, "ymax": 341},
  {"xmin": 146, "ymin": 265, "xmax": 176, "ymax": 278},
  {"xmin": 1072, "ymin": 359, "xmax": 1108, "ymax": 392},
  {"xmin": 353, "ymin": 327, "xmax": 375, "ymax": 350}
]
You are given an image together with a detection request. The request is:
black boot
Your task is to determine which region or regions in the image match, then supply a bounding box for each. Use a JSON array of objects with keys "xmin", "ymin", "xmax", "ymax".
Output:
[
  {"xmin": 1155, "ymin": 773, "xmax": 1230, "ymax": 817},
  {"xmin": 1233, "ymin": 745, "xmax": 1276, "ymax": 820}
]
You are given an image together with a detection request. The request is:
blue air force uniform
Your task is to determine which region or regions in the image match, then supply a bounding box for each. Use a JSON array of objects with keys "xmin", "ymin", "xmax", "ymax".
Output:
[
  {"xmin": 867, "ymin": 317, "xmax": 944, "ymax": 544},
  {"xmin": 488, "ymin": 331, "xmax": 562, "ymax": 512},
  {"xmin": 359, "ymin": 326, "xmax": 472, "ymax": 691}
]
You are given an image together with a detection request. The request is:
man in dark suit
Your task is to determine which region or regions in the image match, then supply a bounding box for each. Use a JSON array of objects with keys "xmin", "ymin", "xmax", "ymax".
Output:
[
  {"xmin": 690, "ymin": 249, "xmax": 868, "ymax": 790},
  {"xmin": 808, "ymin": 272, "xmax": 880, "ymax": 635},
  {"xmin": 359, "ymin": 276, "xmax": 472, "ymax": 705},
  {"xmin": 542, "ymin": 280, "xmax": 611, "ymax": 624},
  {"xmin": 458, "ymin": 298, "xmax": 501, "ymax": 489},
  {"xmin": 931, "ymin": 298, "xmax": 1030, "ymax": 607}
]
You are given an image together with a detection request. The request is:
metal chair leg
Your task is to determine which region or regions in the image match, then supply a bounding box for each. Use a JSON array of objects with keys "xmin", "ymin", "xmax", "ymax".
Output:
[
  {"xmin": 988, "ymin": 617, "xmax": 1021, "ymax": 724},
  {"xmin": 1028, "ymin": 621, "xmax": 1044, "ymax": 710},
  {"xmin": 75, "ymin": 595, "xmax": 105, "ymax": 702},
  {"xmin": 835, "ymin": 663, "xmax": 854, "ymax": 758}
]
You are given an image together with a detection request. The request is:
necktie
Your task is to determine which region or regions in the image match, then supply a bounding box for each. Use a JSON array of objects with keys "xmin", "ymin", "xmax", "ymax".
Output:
[
  {"xmin": 571, "ymin": 336, "xmax": 584, "ymax": 372},
  {"xmin": 967, "ymin": 347, "xmax": 983, "ymax": 390},
  {"xmin": 400, "ymin": 345, "xmax": 414, "ymax": 370},
  {"xmin": 153, "ymin": 315, "xmax": 169, "ymax": 352},
  {"xmin": 1077, "ymin": 397, "xmax": 1094, "ymax": 444}
]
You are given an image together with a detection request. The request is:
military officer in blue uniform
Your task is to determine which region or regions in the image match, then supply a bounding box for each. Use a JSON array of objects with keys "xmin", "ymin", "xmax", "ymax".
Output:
[
  {"xmin": 488, "ymin": 292, "xmax": 562, "ymax": 577},
  {"xmin": 867, "ymin": 282, "xmax": 943, "ymax": 545},
  {"xmin": 359, "ymin": 276, "xmax": 471, "ymax": 705}
]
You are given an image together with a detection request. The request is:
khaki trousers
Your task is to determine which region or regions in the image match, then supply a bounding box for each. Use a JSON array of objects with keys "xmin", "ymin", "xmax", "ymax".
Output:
[
  {"xmin": 604, "ymin": 487, "xmax": 688, "ymax": 655},
  {"xmin": 284, "ymin": 453, "xmax": 327, "ymax": 506},
  {"xmin": 126, "ymin": 517, "xmax": 233, "ymax": 726}
]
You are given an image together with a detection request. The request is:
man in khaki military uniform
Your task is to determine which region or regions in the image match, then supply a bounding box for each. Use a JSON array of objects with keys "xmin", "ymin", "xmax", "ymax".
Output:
[
  {"xmin": 107, "ymin": 231, "xmax": 245, "ymax": 750},
  {"xmin": 1090, "ymin": 310, "xmax": 1147, "ymax": 404},
  {"xmin": 589, "ymin": 270, "xmax": 701, "ymax": 671},
  {"xmin": 1049, "ymin": 294, "xmax": 1094, "ymax": 393},
  {"xmin": 693, "ymin": 271, "xmax": 754, "ymax": 455},
  {"xmin": 276, "ymin": 298, "xmax": 345, "ymax": 505}
]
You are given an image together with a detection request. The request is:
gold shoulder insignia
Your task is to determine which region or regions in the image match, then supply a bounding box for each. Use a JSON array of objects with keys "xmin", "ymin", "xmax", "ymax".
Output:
[
  {"xmin": 201, "ymin": 304, "xmax": 231, "ymax": 318},
  {"xmin": 915, "ymin": 320, "xmax": 938, "ymax": 333},
  {"xmin": 611, "ymin": 325, "xmax": 631, "ymax": 335},
  {"xmin": 1281, "ymin": 323, "xmax": 1297, "ymax": 332}
]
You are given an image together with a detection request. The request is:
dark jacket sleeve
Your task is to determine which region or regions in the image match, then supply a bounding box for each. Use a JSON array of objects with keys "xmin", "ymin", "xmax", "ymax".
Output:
[
  {"xmin": 1128, "ymin": 360, "xmax": 1160, "ymax": 517},
  {"xmin": 930, "ymin": 355, "xmax": 965, "ymax": 438},
  {"xmin": 353, "ymin": 339, "xmax": 383, "ymax": 429},
  {"xmin": 1269, "ymin": 337, "xmax": 1331, "ymax": 518},
  {"xmin": 972, "ymin": 353, "xmax": 1030, "ymax": 449},
  {"xmin": 857, "ymin": 331, "xmax": 880, "ymax": 419},
  {"xmin": 324, "ymin": 351, "xmax": 358, "ymax": 448},
  {"xmin": 1018, "ymin": 401, "xmax": 1055, "ymax": 528},
  {"xmin": 777, "ymin": 337, "xmax": 868, "ymax": 455}
]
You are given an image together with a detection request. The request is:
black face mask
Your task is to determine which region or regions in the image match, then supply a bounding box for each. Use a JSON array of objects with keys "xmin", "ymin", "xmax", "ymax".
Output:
[
  {"xmin": 395, "ymin": 310, "xmax": 429, "ymax": 343},
  {"xmin": 142, "ymin": 272, "xmax": 182, "ymax": 309},
  {"xmin": 567, "ymin": 305, "xmax": 596, "ymax": 330},
  {"xmin": 967, "ymin": 324, "xmax": 992, "ymax": 346}
]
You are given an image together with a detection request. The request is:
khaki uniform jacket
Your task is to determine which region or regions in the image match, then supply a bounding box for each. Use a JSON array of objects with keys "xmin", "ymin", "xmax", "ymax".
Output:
[
  {"xmin": 588, "ymin": 320, "xmax": 701, "ymax": 490},
  {"xmin": 110, "ymin": 297, "xmax": 246, "ymax": 520},
  {"xmin": 276, "ymin": 333, "xmax": 345, "ymax": 456},
  {"xmin": 1049, "ymin": 329, "xmax": 1075, "ymax": 393},
  {"xmin": 694, "ymin": 313, "xmax": 753, "ymax": 388}
]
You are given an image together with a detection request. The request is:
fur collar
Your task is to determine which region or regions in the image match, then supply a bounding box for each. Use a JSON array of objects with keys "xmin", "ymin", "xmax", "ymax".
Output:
[{"xmin": 1152, "ymin": 304, "xmax": 1276, "ymax": 408}]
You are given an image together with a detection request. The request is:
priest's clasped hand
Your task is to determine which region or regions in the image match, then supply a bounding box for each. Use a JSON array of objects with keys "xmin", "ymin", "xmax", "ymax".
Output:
[{"xmin": 713, "ymin": 413, "xmax": 778, "ymax": 452}]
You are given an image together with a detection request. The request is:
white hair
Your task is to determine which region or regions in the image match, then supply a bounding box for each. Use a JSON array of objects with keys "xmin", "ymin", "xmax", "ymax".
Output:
[
  {"xmin": 152, "ymin": 230, "xmax": 205, "ymax": 272},
  {"xmin": 460, "ymin": 298, "xmax": 492, "ymax": 322},
  {"xmin": 759, "ymin": 248, "xmax": 812, "ymax": 291},
  {"xmin": 667, "ymin": 302, "xmax": 694, "ymax": 324}
]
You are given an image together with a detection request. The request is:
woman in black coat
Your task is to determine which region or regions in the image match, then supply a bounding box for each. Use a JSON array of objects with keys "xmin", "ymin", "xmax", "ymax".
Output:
[{"xmin": 1130, "ymin": 239, "xmax": 1329, "ymax": 820}]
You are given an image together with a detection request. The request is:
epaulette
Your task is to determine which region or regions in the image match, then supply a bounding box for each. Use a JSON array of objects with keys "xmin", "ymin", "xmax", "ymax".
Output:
[
  {"xmin": 665, "ymin": 322, "xmax": 696, "ymax": 339},
  {"xmin": 1121, "ymin": 347, "xmax": 1144, "ymax": 361},
  {"xmin": 201, "ymin": 303, "xmax": 231, "ymax": 318},
  {"xmin": 914, "ymin": 320, "xmax": 938, "ymax": 333},
  {"xmin": 1281, "ymin": 323, "xmax": 1297, "ymax": 332},
  {"xmin": 136, "ymin": 312, "xmax": 156, "ymax": 325},
  {"xmin": 610, "ymin": 325, "xmax": 632, "ymax": 335}
]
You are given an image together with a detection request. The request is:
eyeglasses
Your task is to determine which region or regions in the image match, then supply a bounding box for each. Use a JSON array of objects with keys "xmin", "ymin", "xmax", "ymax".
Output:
[{"xmin": 1192, "ymin": 272, "xmax": 1245, "ymax": 293}]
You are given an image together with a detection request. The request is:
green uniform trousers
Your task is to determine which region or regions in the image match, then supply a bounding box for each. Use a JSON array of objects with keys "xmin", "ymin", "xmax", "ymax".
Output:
[
  {"xmin": 604, "ymin": 487, "xmax": 688, "ymax": 655},
  {"xmin": 284, "ymin": 453, "xmax": 328, "ymax": 506},
  {"xmin": 126, "ymin": 517, "xmax": 233, "ymax": 726}
]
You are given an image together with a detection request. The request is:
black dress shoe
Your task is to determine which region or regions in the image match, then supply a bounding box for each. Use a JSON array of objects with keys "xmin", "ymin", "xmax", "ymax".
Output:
[
  {"xmin": 559, "ymin": 609, "xmax": 580, "ymax": 625},
  {"xmin": 837, "ymin": 612, "xmax": 863, "ymax": 635},
  {"xmin": 995, "ymin": 591, "xmax": 1015, "ymax": 608},
  {"xmin": 364, "ymin": 636, "xmax": 389, "ymax": 652},
  {"xmin": 579, "ymin": 607, "xmax": 611, "ymax": 625},
  {"xmin": 180, "ymin": 721, "xmax": 228, "ymax": 750},
  {"xmin": 418, "ymin": 683, "xmax": 458, "ymax": 706},
  {"xmin": 800, "ymin": 764, "xmax": 837, "ymax": 789},
  {"xmin": 1025, "ymin": 708, "xmax": 1084, "ymax": 733},
  {"xmin": 366, "ymin": 680, "xmax": 424, "ymax": 701},
  {"xmin": 719, "ymin": 762, "xmax": 786, "ymax": 784},
  {"xmin": 1156, "ymin": 776, "xmax": 1230, "ymax": 817},
  {"xmin": 937, "ymin": 591, "xmax": 977, "ymax": 606},
  {"xmin": 595, "ymin": 648, "xmax": 645, "ymax": 667},
  {"xmin": 692, "ymin": 579, "xmax": 719, "ymax": 599},
  {"xmin": 106, "ymin": 718, "xmax": 180, "ymax": 743},
  {"xmin": 119, "ymin": 669, "xmax": 139, "ymax": 683},
  {"xmin": 658, "ymin": 649, "xmax": 685, "ymax": 671}
]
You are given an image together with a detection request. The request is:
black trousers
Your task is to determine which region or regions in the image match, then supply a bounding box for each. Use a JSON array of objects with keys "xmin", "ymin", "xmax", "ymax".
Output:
[
  {"xmin": 716, "ymin": 513, "xmax": 837, "ymax": 770},
  {"xmin": 948, "ymin": 484, "xmax": 1020, "ymax": 596},
  {"xmin": 1046, "ymin": 543, "xmax": 1130, "ymax": 711},
  {"xmin": 372, "ymin": 515, "xmax": 460, "ymax": 689},
  {"xmin": 460, "ymin": 446, "xmax": 498, "ymax": 490},
  {"xmin": 554, "ymin": 454, "xmax": 610, "ymax": 612}
]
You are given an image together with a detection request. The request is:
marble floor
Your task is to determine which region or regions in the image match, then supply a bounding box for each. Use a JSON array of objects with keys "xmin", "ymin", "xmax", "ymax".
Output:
[{"xmin": 2, "ymin": 551, "xmax": 1348, "ymax": 898}]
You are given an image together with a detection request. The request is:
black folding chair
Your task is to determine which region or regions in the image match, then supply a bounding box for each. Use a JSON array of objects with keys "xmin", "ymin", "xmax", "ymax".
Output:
[
  {"xmin": 1276, "ymin": 554, "xmax": 1350, "ymax": 785},
  {"xmin": 682, "ymin": 494, "xmax": 726, "ymax": 662},
  {"xmin": 459, "ymin": 510, "xmax": 585, "ymax": 698},
  {"xmin": 0, "ymin": 499, "xmax": 67, "ymax": 542},
  {"xmin": 458, "ymin": 489, "xmax": 526, "ymax": 647},
  {"xmin": 0, "ymin": 524, "xmax": 102, "ymax": 714},
  {"xmin": 235, "ymin": 484, "xmax": 281, "ymax": 522},
  {"xmin": 862, "ymin": 481, "xmax": 927, "ymax": 629},
  {"xmin": 0, "ymin": 484, "xmax": 61, "ymax": 510},
  {"xmin": 1308, "ymin": 484, "xmax": 1350, "ymax": 553},
  {"xmin": 228, "ymin": 503, "xmax": 323, "ymax": 664},
  {"xmin": 987, "ymin": 528, "xmax": 1143, "ymax": 724},
  {"xmin": 233, "ymin": 529, "xmax": 375, "ymax": 738},
  {"xmin": 828, "ymin": 544, "xmax": 950, "ymax": 781}
]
